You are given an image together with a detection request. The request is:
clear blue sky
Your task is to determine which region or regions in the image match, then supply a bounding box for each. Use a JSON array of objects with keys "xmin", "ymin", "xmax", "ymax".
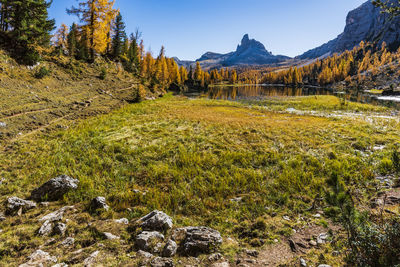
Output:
[{"xmin": 49, "ymin": 0, "xmax": 366, "ymax": 60}]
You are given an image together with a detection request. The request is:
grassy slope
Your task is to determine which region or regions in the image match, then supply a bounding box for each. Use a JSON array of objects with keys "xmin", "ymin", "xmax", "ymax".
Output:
[{"xmin": 0, "ymin": 94, "xmax": 399, "ymax": 265}]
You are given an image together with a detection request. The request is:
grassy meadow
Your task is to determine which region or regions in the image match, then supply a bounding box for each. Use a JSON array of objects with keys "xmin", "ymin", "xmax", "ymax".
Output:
[{"xmin": 0, "ymin": 94, "xmax": 399, "ymax": 265}]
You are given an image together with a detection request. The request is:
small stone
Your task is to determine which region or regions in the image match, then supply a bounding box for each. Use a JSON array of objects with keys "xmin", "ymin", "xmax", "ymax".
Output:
[
  {"xmin": 39, "ymin": 206, "xmax": 74, "ymax": 222},
  {"xmin": 150, "ymin": 257, "xmax": 174, "ymax": 267},
  {"xmin": 38, "ymin": 220, "xmax": 53, "ymax": 236},
  {"xmin": 273, "ymin": 239, "xmax": 279, "ymax": 243},
  {"xmin": 114, "ymin": 218, "xmax": 129, "ymax": 224},
  {"xmin": 208, "ymin": 253, "xmax": 223, "ymax": 262},
  {"xmin": 245, "ymin": 249, "xmax": 259, "ymax": 257},
  {"xmin": 162, "ymin": 239, "xmax": 178, "ymax": 257},
  {"xmin": 136, "ymin": 231, "xmax": 165, "ymax": 252},
  {"xmin": 138, "ymin": 250, "xmax": 154, "ymax": 258},
  {"xmin": 211, "ymin": 263, "xmax": 230, "ymax": 267},
  {"xmin": 300, "ymin": 258, "xmax": 307, "ymax": 267},
  {"xmin": 103, "ymin": 232, "xmax": 120, "ymax": 240},
  {"xmin": 309, "ymin": 240, "xmax": 317, "ymax": 246},
  {"xmin": 0, "ymin": 122, "xmax": 6, "ymax": 128},
  {"xmin": 282, "ymin": 216, "xmax": 290, "ymax": 221},
  {"xmin": 61, "ymin": 237, "xmax": 75, "ymax": 247},
  {"xmin": 83, "ymin": 251, "xmax": 99, "ymax": 267},
  {"xmin": 6, "ymin": 197, "xmax": 37, "ymax": 215},
  {"xmin": 52, "ymin": 264, "xmax": 68, "ymax": 267},
  {"xmin": 318, "ymin": 265, "xmax": 332, "ymax": 267},
  {"xmin": 138, "ymin": 210, "xmax": 173, "ymax": 231},
  {"xmin": 313, "ymin": 213, "xmax": 321, "ymax": 218},
  {"xmin": 317, "ymin": 233, "xmax": 328, "ymax": 244},
  {"xmin": 181, "ymin": 226, "xmax": 223, "ymax": 256},
  {"xmin": 90, "ymin": 197, "xmax": 109, "ymax": 211},
  {"xmin": 53, "ymin": 223, "xmax": 67, "ymax": 236}
]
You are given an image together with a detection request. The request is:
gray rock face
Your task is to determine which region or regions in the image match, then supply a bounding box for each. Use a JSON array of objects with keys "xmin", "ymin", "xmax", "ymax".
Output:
[
  {"xmin": 162, "ymin": 240, "xmax": 178, "ymax": 257},
  {"xmin": 150, "ymin": 257, "xmax": 174, "ymax": 267},
  {"xmin": 30, "ymin": 175, "xmax": 79, "ymax": 201},
  {"xmin": 299, "ymin": 0, "xmax": 400, "ymax": 59},
  {"xmin": 136, "ymin": 231, "xmax": 165, "ymax": 252},
  {"xmin": 6, "ymin": 197, "xmax": 37, "ymax": 215},
  {"xmin": 180, "ymin": 227, "xmax": 223, "ymax": 256},
  {"xmin": 90, "ymin": 197, "xmax": 109, "ymax": 211},
  {"xmin": 61, "ymin": 237, "xmax": 75, "ymax": 247},
  {"xmin": 138, "ymin": 210, "xmax": 173, "ymax": 232}
]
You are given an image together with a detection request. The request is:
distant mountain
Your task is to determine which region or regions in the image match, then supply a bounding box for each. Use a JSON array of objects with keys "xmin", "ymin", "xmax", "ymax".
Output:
[
  {"xmin": 299, "ymin": 0, "xmax": 400, "ymax": 59},
  {"xmin": 175, "ymin": 34, "xmax": 291, "ymax": 69}
]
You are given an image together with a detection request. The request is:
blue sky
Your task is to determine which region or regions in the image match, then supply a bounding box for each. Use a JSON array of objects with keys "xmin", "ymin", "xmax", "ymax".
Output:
[{"xmin": 49, "ymin": 0, "xmax": 366, "ymax": 60}]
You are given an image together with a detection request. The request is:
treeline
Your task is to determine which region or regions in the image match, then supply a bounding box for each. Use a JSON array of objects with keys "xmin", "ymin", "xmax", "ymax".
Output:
[{"xmin": 260, "ymin": 41, "xmax": 400, "ymax": 87}]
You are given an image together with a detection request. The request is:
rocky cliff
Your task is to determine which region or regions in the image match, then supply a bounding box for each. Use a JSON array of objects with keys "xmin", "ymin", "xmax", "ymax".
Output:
[{"xmin": 299, "ymin": 0, "xmax": 400, "ymax": 59}]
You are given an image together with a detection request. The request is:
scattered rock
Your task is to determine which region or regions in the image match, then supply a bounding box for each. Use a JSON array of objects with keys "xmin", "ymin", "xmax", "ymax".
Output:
[
  {"xmin": 282, "ymin": 216, "xmax": 290, "ymax": 221},
  {"xmin": 150, "ymin": 257, "xmax": 174, "ymax": 267},
  {"xmin": 181, "ymin": 227, "xmax": 223, "ymax": 256},
  {"xmin": 211, "ymin": 263, "xmax": 230, "ymax": 267},
  {"xmin": 0, "ymin": 122, "xmax": 6, "ymax": 128},
  {"xmin": 309, "ymin": 240, "xmax": 317, "ymax": 246},
  {"xmin": 313, "ymin": 213, "xmax": 321, "ymax": 218},
  {"xmin": 317, "ymin": 233, "xmax": 328, "ymax": 245},
  {"xmin": 83, "ymin": 251, "xmax": 99, "ymax": 267},
  {"xmin": 136, "ymin": 231, "xmax": 165, "ymax": 252},
  {"xmin": 244, "ymin": 249, "xmax": 258, "ymax": 257},
  {"xmin": 52, "ymin": 263, "xmax": 68, "ymax": 267},
  {"xmin": 0, "ymin": 212, "xmax": 6, "ymax": 221},
  {"xmin": 6, "ymin": 197, "xmax": 36, "ymax": 215},
  {"xmin": 19, "ymin": 250, "xmax": 57, "ymax": 267},
  {"xmin": 300, "ymin": 258, "xmax": 307, "ymax": 267},
  {"xmin": 30, "ymin": 175, "xmax": 79, "ymax": 201},
  {"xmin": 208, "ymin": 253, "xmax": 223, "ymax": 262},
  {"xmin": 39, "ymin": 206, "xmax": 74, "ymax": 222},
  {"xmin": 230, "ymin": 197, "xmax": 243, "ymax": 202},
  {"xmin": 138, "ymin": 250, "xmax": 154, "ymax": 258},
  {"xmin": 318, "ymin": 265, "xmax": 332, "ymax": 267},
  {"xmin": 114, "ymin": 218, "xmax": 129, "ymax": 224},
  {"xmin": 103, "ymin": 232, "xmax": 120, "ymax": 240},
  {"xmin": 38, "ymin": 220, "xmax": 53, "ymax": 236},
  {"xmin": 53, "ymin": 223, "xmax": 67, "ymax": 236},
  {"xmin": 162, "ymin": 239, "xmax": 178, "ymax": 257},
  {"xmin": 138, "ymin": 210, "xmax": 173, "ymax": 232},
  {"xmin": 90, "ymin": 197, "xmax": 109, "ymax": 211},
  {"xmin": 61, "ymin": 237, "xmax": 75, "ymax": 247}
]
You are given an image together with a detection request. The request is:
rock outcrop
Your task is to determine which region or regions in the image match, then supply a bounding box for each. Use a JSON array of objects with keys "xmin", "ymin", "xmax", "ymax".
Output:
[
  {"xmin": 30, "ymin": 175, "xmax": 79, "ymax": 201},
  {"xmin": 137, "ymin": 210, "xmax": 173, "ymax": 232},
  {"xmin": 299, "ymin": 0, "xmax": 400, "ymax": 59},
  {"xmin": 177, "ymin": 226, "xmax": 223, "ymax": 256}
]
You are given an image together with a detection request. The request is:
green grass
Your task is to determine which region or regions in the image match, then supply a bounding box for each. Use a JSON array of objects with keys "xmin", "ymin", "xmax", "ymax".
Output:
[
  {"xmin": 1, "ymin": 94, "xmax": 400, "ymax": 265},
  {"xmin": 244, "ymin": 95, "xmax": 388, "ymax": 112},
  {"xmin": 1, "ymin": 95, "xmax": 398, "ymax": 230}
]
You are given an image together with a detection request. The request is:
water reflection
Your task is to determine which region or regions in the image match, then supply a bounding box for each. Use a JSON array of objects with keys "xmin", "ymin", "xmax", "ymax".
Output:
[{"xmin": 206, "ymin": 85, "xmax": 332, "ymax": 100}]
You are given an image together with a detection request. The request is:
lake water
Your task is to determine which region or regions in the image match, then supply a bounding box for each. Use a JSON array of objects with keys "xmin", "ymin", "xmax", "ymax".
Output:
[{"xmin": 185, "ymin": 84, "xmax": 400, "ymax": 109}]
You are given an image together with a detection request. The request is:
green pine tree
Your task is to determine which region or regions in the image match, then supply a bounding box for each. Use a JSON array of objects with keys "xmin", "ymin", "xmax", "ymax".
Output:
[{"xmin": 111, "ymin": 12, "xmax": 126, "ymax": 59}]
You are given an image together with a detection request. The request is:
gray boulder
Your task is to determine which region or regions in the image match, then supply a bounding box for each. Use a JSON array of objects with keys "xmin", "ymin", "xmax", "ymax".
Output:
[
  {"xmin": 138, "ymin": 210, "xmax": 173, "ymax": 231},
  {"xmin": 180, "ymin": 227, "xmax": 223, "ymax": 256},
  {"xmin": 150, "ymin": 257, "xmax": 174, "ymax": 267},
  {"xmin": 90, "ymin": 197, "xmax": 109, "ymax": 211},
  {"xmin": 61, "ymin": 237, "xmax": 75, "ymax": 247},
  {"xmin": 30, "ymin": 175, "xmax": 79, "ymax": 201},
  {"xmin": 162, "ymin": 240, "xmax": 177, "ymax": 257},
  {"xmin": 136, "ymin": 231, "xmax": 165, "ymax": 252},
  {"xmin": 6, "ymin": 197, "xmax": 36, "ymax": 215}
]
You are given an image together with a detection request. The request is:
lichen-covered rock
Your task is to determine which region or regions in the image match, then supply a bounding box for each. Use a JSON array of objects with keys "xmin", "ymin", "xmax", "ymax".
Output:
[
  {"xmin": 30, "ymin": 175, "xmax": 79, "ymax": 201},
  {"xmin": 150, "ymin": 257, "xmax": 174, "ymax": 267},
  {"xmin": 162, "ymin": 240, "xmax": 177, "ymax": 257},
  {"xmin": 5, "ymin": 197, "xmax": 36, "ymax": 215},
  {"xmin": 180, "ymin": 227, "xmax": 222, "ymax": 256},
  {"xmin": 138, "ymin": 210, "xmax": 173, "ymax": 232},
  {"xmin": 38, "ymin": 220, "xmax": 53, "ymax": 236},
  {"xmin": 61, "ymin": 237, "xmax": 75, "ymax": 247},
  {"xmin": 39, "ymin": 206, "xmax": 74, "ymax": 222},
  {"xmin": 103, "ymin": 232, "xmax": 120, "ymax": 240},
  {"xmin": 90, "ymin": 197, "xmax": 109, "ymax": 211},
  {"xmin": 83, "ymin": 251, "xmax": 99, "ymax": 267},
  {"xmin": 136, "ymin": 231, "xmax": 165, "ymax": 252}
]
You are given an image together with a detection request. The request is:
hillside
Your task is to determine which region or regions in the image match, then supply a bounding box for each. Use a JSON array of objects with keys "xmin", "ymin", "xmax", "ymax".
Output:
[{"xmin": 0, "ymin": 50, "xmax": 157, "ymax": 146}]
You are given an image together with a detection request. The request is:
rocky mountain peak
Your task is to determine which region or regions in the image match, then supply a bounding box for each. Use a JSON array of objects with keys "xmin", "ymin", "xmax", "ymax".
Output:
[{"xmin": 236, "ymin": 34, "xmax": 269, "ymax": 55}]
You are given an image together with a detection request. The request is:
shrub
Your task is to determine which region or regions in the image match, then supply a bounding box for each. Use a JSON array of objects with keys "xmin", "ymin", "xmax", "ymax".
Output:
[
  {"xmin": 34, "ymin": 66, "xmax": 51, "ymax": 79},
  {"xmin": 379, "ymin": 157, "xmax": 393, "ymax": 175}
]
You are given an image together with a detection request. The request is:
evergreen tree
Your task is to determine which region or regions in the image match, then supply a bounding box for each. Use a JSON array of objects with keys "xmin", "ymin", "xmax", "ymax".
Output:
[
  {"xmin": 67, "ymin": 23, "xmax": 78, "ymax": 57},
  {"xmin": 126, "ymin": 34, "xmax": 140, "ymax": 74},
  {"xmin": 111, "ymin": 12, "xmax": 126, "ymax": 59}
]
